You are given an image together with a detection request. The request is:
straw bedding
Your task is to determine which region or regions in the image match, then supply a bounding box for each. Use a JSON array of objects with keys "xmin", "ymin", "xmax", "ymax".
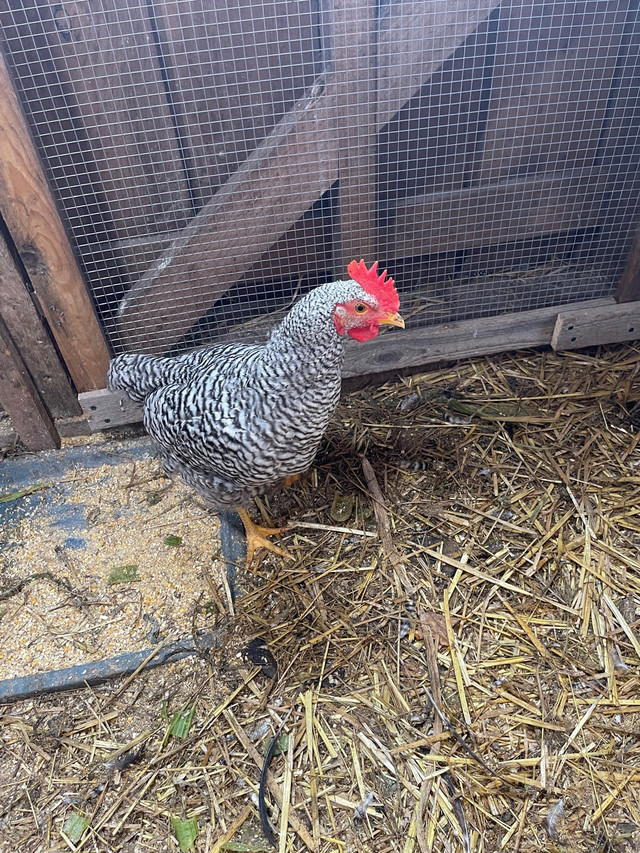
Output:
[{"xmin": 1, "ymin": 343, "xmax": 640, "ymax": 852}]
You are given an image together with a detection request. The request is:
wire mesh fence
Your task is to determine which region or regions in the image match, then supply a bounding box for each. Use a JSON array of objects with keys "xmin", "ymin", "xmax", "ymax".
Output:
[{"xmin": 1, "ymin": 0, "xmax": 639, "ymax": 357}]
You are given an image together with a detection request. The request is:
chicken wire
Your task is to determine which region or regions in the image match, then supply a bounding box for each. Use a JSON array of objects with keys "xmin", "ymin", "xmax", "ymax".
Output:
[{"xmin": 1, "ymin": 0, "xmax": 639, "ymax": 356}]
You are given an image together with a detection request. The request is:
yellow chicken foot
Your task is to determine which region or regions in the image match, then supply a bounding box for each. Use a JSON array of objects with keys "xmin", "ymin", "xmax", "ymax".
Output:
[
  {"xmin": 283, "ymin": 473, "xmax": 303, "ymax": 487},
  {"xmin": 236, "ymin": 507, "xmax": 289, "ymax": 567}
]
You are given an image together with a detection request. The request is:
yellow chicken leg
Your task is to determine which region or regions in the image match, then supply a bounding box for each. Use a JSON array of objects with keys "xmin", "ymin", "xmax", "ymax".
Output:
[
  {"xmin": 283, "ymin": 473, "xmax": 302, "ymax": 487},
  {"xmin": 236, "ymin": 507, "xmax": 289, "ymax": 567}
]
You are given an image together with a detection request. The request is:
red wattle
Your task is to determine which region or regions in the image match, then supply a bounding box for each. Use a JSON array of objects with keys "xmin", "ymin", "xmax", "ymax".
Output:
[{"xmin": 348, "ymin": 324, "xmax": 379, "ymax": 342}]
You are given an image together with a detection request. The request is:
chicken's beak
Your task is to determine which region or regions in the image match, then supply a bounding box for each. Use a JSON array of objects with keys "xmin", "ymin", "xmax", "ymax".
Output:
[{"xmin": 378, "ymin": 312, "xmax": 405, "ymax": 329}]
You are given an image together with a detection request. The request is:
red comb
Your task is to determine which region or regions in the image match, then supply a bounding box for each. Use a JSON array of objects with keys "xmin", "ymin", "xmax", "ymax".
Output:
[{"xmin": 347, "ymin": 259, "xmax": 399, "ymax": 313}]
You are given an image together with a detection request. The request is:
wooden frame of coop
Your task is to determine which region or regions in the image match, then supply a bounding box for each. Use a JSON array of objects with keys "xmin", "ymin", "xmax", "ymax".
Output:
[{"xmin": 1, "ymin": 0, "xmax": 640, "ymax": 452}]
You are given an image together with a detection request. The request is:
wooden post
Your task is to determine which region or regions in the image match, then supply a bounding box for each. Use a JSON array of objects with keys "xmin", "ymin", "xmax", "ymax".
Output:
[
  {"xmin": 0, "ymin": 316, "xmax": 60, "ymax": 451},
  {"xmin": 617, "ymin": 228, "xmax": 640, "ymax": 303},
  {"xmin": 0, "ymin": 50, "xmax": 111, "ymax": 392},
  {"xmin": 0, "ymin": 228, "xmax": 80, "ymax": 418},
  {"xmin": 331, "ymin": 0, "xmax": 379, "ymax": 271}
]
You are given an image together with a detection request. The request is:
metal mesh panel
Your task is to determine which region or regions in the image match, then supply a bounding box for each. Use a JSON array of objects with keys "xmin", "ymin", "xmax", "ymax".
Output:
[{"xmin": 1, "ymin": 0, "xmax": 639, "ymax": 356}]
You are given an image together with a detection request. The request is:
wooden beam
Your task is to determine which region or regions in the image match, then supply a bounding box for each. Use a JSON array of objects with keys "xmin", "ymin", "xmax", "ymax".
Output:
[
  {"xmin": 380, "ymin": 166, "xmax": 611, "ymax": 259},
  {"xmin": 151, "ymin": 0, "xmax": 320, "ymax": 211},
  {"xmin": 377, "ymin": 0, "xmax": 500, "ymax": 127},
  {"xmin": 79, "ymin": 297, "xmax": 615, "ymax": 431},
  {"xmin": 116, "ymin": 0, "xmax": 502, "ymax": 354},
  {"xmin": 0, "ymin": 49, "xmax": 111, "ymax": 391},
  {"xmin": 116, "ymin": 78, "xmax": 338, "ymax": 353},
  {"xmin": 551, "ymin": 301, "xmax": 640, "ymax": 350},
  {"xmin": 341, "ymin": 298, "xmax": 616, "ymax": 378},
  {"xmin": 0, "ymin": 228, "xmax": 80, "ymax": 418},
  {"xmin": 332, "ymin": 0, "xmax": 378, "ymax": 269},
  {"xmin": 0, "ymin": 316, "xmax": 60, "ymax": 451},
  {"xmin": 78, "ymin": 388, "xmax": 144, "ymax": 432}
]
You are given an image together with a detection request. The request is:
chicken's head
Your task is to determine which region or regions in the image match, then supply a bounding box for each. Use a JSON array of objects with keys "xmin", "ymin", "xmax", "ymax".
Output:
[{"xmin": 333, "ymin": 260, "xmax": 405, "ymax": 342}]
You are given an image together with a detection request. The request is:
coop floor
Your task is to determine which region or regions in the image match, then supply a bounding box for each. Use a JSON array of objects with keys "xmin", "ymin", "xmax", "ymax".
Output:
[{"xmin": 1, "ymin": 343, "xmax": 640, "ymax": 852}]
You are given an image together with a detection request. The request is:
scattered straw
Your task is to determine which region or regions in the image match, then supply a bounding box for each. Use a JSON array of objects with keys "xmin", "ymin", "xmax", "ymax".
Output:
[{"xmin": 2, "ymin": 342, "xmax": 640, "ymax": 851}]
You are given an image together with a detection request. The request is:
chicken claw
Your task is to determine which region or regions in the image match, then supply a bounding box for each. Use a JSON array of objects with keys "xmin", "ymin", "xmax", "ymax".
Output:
[{"xmin": 236, "ymin": 507, "xmax": 290, "ymax": 568}]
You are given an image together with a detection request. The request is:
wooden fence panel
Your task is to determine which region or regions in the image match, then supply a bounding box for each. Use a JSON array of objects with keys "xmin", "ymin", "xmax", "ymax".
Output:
[
  {"xmin": 474, "ymin": 0, "xmax": 629, "ymax": 183},
  {"xmin": 1, "ymin": 0, "xmax": 192, "ymax": 242},
  {"xmin": 378, "ymin": 11, "xmax": 498, "ymax": 204},
  {"xmin": 381, "ymin": 166, "xmax": 610, "ymax": 259},
  {"xmin": 0, "ymin": 50, "xmax": 110, "ymax": 391},
  {"xmin": 47, "ymin": 0, "xmax": 192, "ymax": 238},
  {"xmin": 331, "ymin": 0, "xmax": 379, "ymax": 270},
  {"xmin": 116, "ymin": 0, "xmax": 502, "ymax": 353},
  {"xmin": 0, "ymin": 316, "xmax": 60, "ymax": 451},
  {"xmin": 0, "ymin": 230, "xmax": 79, "ymax": 418}
]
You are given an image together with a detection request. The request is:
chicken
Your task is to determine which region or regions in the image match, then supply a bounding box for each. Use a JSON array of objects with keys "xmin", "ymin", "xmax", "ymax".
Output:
[{"xmin": 107, "ymin": 260, "xmax": 404, "ymax": 565}]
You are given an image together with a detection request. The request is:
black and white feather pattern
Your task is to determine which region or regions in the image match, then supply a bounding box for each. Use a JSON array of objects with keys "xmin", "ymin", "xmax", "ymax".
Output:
[{"xmin": 107, "ymin": 280, "xmax": 375, "ymax": 511}]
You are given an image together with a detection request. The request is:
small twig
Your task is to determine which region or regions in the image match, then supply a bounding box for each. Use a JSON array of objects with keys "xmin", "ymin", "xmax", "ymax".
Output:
[
  {"xmin": 422, "ymin": 685, "xmax": 513, "ymax": 786},
  {"xmin": 360, "ymin": 456, "xmax": 413, "ymax": 594}
]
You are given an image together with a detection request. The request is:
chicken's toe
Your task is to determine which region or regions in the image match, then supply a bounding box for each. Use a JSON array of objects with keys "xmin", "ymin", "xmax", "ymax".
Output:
[{"xmin": 236, "ymin": 507, "xmax": 290, "ymax": 568}]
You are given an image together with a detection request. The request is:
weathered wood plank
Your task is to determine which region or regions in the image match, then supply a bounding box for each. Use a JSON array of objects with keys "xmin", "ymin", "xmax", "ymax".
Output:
[
  {"xmin": 115, "ymin": 78, "xmax": 338, "ymax": 353},
  {"xmin": 80, "ymin": 297, "xmax": 615, "ymax": 430},
  {"xmin": 0, "ymin": 50, "xmax": 111, "ymax": 391},
  {"xmin": 152, "ymin": 0, "xmax": 320, "ymax": 211},
  {"xmin": 79, "ymin": 388, "xmax": 144, "ymax": 431},
  {"xmin": 0, "ymin": 316, "xmax": 60, "ymax": 451},
  {"xmin": 551, "ymin": 301, "xmax": 640, "ymax": 351},
  {"xmin": 598, "ymin": 15, "xmax": 640, "ymax": 278},
  {"xmin": 378, "ymin": 9, "xmax": 498, "ymax": 203},
  {"xmin": 26, "ymin": 0, "xmax": 191, "ymax": 239},
  {"xmin": 474, "ymin": 0, "xmax": 629, "ymax": 183},
  {"xmin": 0, "ymin": 229, "xmax": 80, "ymax": 418},
  {"xmin": 116, "ymin": 0, "xmax": 501, "ymax": 354},
  {"xmin": 108, "ymin": 207, "xmax": 333, "ymax": 294},
  {"xmin": 342, "ymin": 298, "xmax": 615, "ymax": 377},
  {"xmin": 381, "ymin": 166, "xmax": 610, "ymax": 259},
  {"xmin": 331, "ymin": 0, "xmax": 378, "ymax": 269}
]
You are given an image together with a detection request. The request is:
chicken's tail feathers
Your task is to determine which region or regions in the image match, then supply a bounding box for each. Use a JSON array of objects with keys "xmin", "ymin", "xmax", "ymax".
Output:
[{"xmin": 107, "ymin": 353, "xmax": 177, "ymax": 403}]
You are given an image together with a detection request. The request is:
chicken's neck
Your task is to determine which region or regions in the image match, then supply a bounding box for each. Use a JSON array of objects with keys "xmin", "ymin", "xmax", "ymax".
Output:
[{"xmin": 262, "ymin": 282, "xmax": 350, "ymax": 379}]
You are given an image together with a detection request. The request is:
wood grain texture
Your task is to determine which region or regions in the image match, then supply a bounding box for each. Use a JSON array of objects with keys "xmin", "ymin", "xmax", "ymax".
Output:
[
  {"xmin": 80, "ymin": 297, "xmax": 615, "ymax": 431},
  {"xmin": 35, "ymin": 0, "xmax": 191, "ymax": 239},
  {"xmin": 551, "ymin": 301, "xmax": 640, "ymax": 350},
  {"xmin": 116, "ymin": 0, "xmax": 500, "ymax": 354},
  {"xmin": 600, "ymin": 18, "xmax": 640, "ymax": 279},
  {"xmin": 377, "ymin": 0, "xmax": 501, "ymax": 127},
  {"xmin": 79, "ymin": 388, "xmax": 143, "ymax": 431},
  {"xmin": 0, "ymin": 229, "xmax": 79, "ymax": 418},
  {"xmin": 378, "ymin": 10, "xmax": 498, "ymax": 204},
  {"xmin": 0, "ymin": 316, "xmax": 60, "ymax": 451},
  {"xmin": 474, "ymin": 0, "xmax": 629, "ymax": 183},
  {"xmin": 0, "ymin": 50, "xmax": 110, "ymax": 391},
  {"xmin": 115, "ymin": 78, "xmax": 338, "ymax": 353},
  {"xmin": 381, "ymin": 166, "xmax": 610, "ymax": 258},
  {"xmin": 341, "ymin": 297, "xmax": 615, "ymax": 377}
]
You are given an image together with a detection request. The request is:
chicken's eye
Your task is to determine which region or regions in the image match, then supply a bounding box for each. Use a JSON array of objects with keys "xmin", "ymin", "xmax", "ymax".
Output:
[{"xmin": 354, "ymin": 303, "xmax": 368, "ymax": 313}]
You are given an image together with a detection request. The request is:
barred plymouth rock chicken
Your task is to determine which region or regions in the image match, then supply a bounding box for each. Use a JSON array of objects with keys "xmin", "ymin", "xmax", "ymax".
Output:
[{"xmin": 107, "ymin": 260, "xmax": 404, "ymax": 564}]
